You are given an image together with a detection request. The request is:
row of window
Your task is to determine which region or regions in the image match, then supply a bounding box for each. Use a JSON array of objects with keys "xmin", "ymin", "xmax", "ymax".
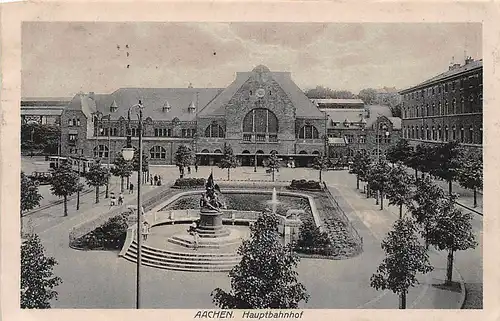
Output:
[
  {"xmin": 242, "ymin": 133, "xmax": 278, "ymax": 142},
  {"xmin": 403, "ymin": 125, "xmax": 482, "ymax": 144},
  {"xmin": 403, "ymin": 93, "xmax": 482, "ymax": 118},
  {"xmin": 403, "ymin": 73, "xmax": 482, "ymax": 101}
]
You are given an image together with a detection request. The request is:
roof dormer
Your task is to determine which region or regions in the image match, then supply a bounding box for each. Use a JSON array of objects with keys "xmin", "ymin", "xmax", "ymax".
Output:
[
  {"xmin": 110, "ymin": 100, "xmax": 118, "ymax": 113},
  {"xmin": 162, "ymin": 101, "xmax": 171, "ymax": 112},
  {"xmin": 188, "ymin": 101, "xmax": 196, "ymax": 113}
]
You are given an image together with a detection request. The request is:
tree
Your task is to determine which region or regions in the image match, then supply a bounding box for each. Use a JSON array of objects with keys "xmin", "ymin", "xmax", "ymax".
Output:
[
  {"xmin": 84, "ymin": 161, "xmax": 110, "ymax": 204},
  {"xmin": 457, "ymin": 150, "xmax": 483, "ymax": 208},
  {"xmin": 211, "ymin": 210, "xmax": 309, "ymax": 308},
  {"xmin": 49, "ymin": 161, "xmax": 80, "ymax": 217},
  {"xmin": 267, "ymin": 151, "xmax": 280, "ymax": 182},
  {"xmin": 430, "ymin": 141, "xmax": 463, "ymax": 195},
  {"xmin": 313, "ymin": 154, "xmax": 329, "ymax": 182},
  {"xmin": 175, "ymin": 145, "xmax": 194, "ymax": 178},
  {"xmin": 21, "ymin": 172, "xmax": 43, "ymax": 214},
  {"xmin": 386, "ymin": 139, "xmax": 413, "ymax": 165},
  {"xmin": 304, "ymin": 86, "xmax": 355, "ymax": 99},
  {"xmin": 21, "ymin": 123, "xmax": 60, "ymax": 155},
  {"xmin": 370, "ymin": 217, "xmax": 433, "ymax": 309},
  {"xmin": 218, "ymin": 143, "xmax": 238, "ymax": 181},
  {"xmin": 349, "ymin": 151, "xmax": 372, "ymax": 191},
  {"xmin": 358, "ymin": 88, "xmax": 377, "ymax": 105},
  {"xmin": 21, "ymin": 172, "xmax": 43, "ymax": 235},
  {"xmin": 111, "ymin": 152, "xmax": 133, "ymax": 192},
  {"xmin": 426, "ymin": 197, "xmax": 477, "ymax": 285},
  {"xmin": 132, "ymin": 150, "xmax": 150, "ymax": 184},
  {"xmin": 409, "ymin": 176, "xmax": 446, "ymax": 247},
  {"xmin": 21, "ymin": 233, "xmax": 62, "ymax": 308},
  {"xmin": 386, "ymin": 163, "xmax": 414, "ymax": 219},
  {"xmin": 412, "ymin": 144, "xmax": 437, "ymax": 179},
  {"xmin": 366, "ymin": 160, "xmax": 392, "ymax": 210},
  {"xmin": 295, "ymin": 220, "xmax": 330, "ymax": 250}
]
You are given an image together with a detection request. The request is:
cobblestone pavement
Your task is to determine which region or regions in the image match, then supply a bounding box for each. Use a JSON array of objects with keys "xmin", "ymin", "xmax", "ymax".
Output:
[{"xmin": 24, "ymin": 162, "xmax": 481, "ymax": 309}]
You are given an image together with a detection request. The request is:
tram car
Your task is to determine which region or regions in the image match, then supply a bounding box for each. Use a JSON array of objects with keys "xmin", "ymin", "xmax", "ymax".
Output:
[{"xmin": 69, "ymin": 156, "xmax": 96, "ymax": 176}]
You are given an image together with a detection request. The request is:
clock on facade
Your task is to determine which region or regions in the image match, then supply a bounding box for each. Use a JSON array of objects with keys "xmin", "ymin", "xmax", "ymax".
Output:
[{"xmin": 256, "ymin": 88, "xmax": 266, "ymax": 98}]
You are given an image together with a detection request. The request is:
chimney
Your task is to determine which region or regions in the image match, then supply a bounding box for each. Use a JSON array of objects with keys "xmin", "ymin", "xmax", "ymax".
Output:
[
  {"xmin": 449, "ymin": 63, "xmax": 461, "ymax": 71},
  {"xmin": 465, "ymin": 56, "xmax": 474, "ymax": 65}
]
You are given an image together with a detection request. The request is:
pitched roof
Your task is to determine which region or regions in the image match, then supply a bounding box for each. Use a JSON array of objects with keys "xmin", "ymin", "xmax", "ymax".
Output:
[
  {"xmin": 94, "ymin": 88, "xmax": 223, "ymax": 121},
  {"xmin": 401, "ymin": 60, "xmax": 482, "ymax": 93},
  {"xmin": 198, "ymin": 66, "xmax": 324, "ymax": 119},
  {"xmin": 366, "ymin": 104, "xmax": 393, "ymax": 118},
  {"xmin": 312, "ymin": 98, "xmax": 364, "ymax": 105},
  {"xmin": 323, "ymin": 109, "xmax": 366, "ymax": 124}
]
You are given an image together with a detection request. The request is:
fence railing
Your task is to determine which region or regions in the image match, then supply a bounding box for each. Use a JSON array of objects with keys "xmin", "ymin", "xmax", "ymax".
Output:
[{"xmin": 322, "ymin": 182, "xmax": 363, "ymax": 248}]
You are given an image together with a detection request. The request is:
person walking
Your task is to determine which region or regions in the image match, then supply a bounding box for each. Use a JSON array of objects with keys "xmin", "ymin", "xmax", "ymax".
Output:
[
  {"xmin": 150, "ymin": 175, "xmax": 153, "ymax": 186},
  {"xmin": 110, "ymin": 192, "xmax": 116, "ymax": 207},
  {"xmin": 195, "ymin": 163, "xmax": 198, "ymax": 173},
  {"xmin": 142, "ymin": 221, "xmax": 150, "ymax": 241},
  {"xmin": 129, "ymin": 183, "xmax": 134, "ymax": 194},
  {"xmin": 118, "ymin": 192, "xmax": 124, "ymax": 205},
  {"xmin": 187, "ymin": 166, "xmax": 191, "ymax": 174}
]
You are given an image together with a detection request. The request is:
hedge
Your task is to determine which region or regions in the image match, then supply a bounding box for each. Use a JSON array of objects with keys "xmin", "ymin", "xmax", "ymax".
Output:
[
  {"xmin": 173, "ymin": 177, "xmax": 206, "ymax": 188},
  {"xmin": 290, "ymin": 179, "xmax": 322, "ymax": 191},
  {"xmin": 72, "ymin": 212, "xmax": 130, "ymax": 250}
]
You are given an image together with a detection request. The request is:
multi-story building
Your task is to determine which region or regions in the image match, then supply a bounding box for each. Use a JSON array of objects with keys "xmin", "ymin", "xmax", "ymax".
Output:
[
  {"xmin": 59, "ymin": 65, "xmax": 327, "ymax": 167},
  {"xmin": 317, "ymin": 100, "xmax": 401, "ymax": 160},
  {"xmin": 399, "ymin": 57, "xmax": 482, "ymax": 150}
]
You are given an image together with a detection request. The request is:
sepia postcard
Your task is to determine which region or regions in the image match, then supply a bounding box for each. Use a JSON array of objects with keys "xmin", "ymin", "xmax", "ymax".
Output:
[{"xmin": 1, "ymin": 2, "xmax": 499, "ymax": 321}]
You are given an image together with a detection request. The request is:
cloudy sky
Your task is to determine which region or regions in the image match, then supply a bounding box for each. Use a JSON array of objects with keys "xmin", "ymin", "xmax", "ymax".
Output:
[{"xmin": 22, "ymin": 22, "xmax": 482, "ymax": 97}]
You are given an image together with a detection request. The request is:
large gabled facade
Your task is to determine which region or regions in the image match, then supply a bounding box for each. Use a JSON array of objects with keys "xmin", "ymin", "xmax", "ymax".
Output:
[{"xmin": 58, "ymin": 65, "xmax": 328, "ymax": 167}]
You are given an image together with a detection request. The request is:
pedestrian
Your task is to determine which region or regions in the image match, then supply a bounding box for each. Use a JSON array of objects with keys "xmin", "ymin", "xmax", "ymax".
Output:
[
  {"xmin": 192, "ymin": 230, "xmax": 199, "ymax": 251},
  {"xmin": 118, "ymin": 192, "xmax": 124, "ymax": 205},
  {"xmin": 110, "ymin": 192, "xmax": 116, "ymax": 207},
  {"xmin": 129, "ymin": 183, "xmax": 134, "ymax": 194},
  {"xmin": 154, "ymin": 175, "xmax": 158, "ymax": 185},
  {"xmin": 195, "ymin": 163, "xmax": 198, "ymax": 172},
  {"xmin": 150, "ymin": 175, "xmax": 153, "ymax": 185},
  {"xmin": 142, "ymin": 221, "xmax": 150, "ymax": 241},
  {"xmin": 187, "ymin": 166, "xmax": 191, "ymax": 174}
]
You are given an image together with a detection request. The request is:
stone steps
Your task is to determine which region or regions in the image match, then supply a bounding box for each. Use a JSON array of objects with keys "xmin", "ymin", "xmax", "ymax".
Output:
[{"xmin": 124, "ymin": 241, "xmax": 241, "ymax": 272}]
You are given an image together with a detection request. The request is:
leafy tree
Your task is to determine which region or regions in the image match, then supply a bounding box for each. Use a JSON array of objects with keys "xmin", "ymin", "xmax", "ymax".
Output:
[
  {"xmin": 21, "ymin": 233, "xmax": 62, "ymax": 308},
  {"xmin": 304, "ymin": 86, "xmax": 355, "ymax": 99},
  {"xmin": 218, "ymin": 143, "xmax": 238, "ymax": 181},
  {"xmin": 358, "ymin": 88, "xmax": 377, "ymax": 105},
  {"xmin": 409, "ymin": 176, "xmax": 446, "ymax": 247},
  {"xmin": 386, "ymin": 163, "xmax": 414, "ymax": 219},
  {"xmin": 430, "ymin": 141, "xmax": 463, "ymax": 195},
  {"xmin": 349, "ymin": 151, "xmax": 371, "ymax": 190},
  {"xmin": 211, "ymin": 210, "xmax": 309, "ymax": 308},
  {"xmin": 295, "ymin": 220, "xmax": 330, "ymax": 250},
  {"xmin": 21, "ymin": 123, "xmax": 60, "ymax": 155},
  {"xmin": 175, "ymin": 145, "xmax": 194, "ymax": 178},
  {"xmin": 111, "ymin": 152, "xmax": 133, "ymax": 192},
  {"xmin": 366, "ymin": 160, "xmax": 392, "ymax": 210},
  {"xmin": 427, "ymin": 197, "xmax": 477, "ymax": 285},
  {"xmin": 412, "ymin": 144, "xmax": 437, "ymax": 179},
  {"xmin": 49, "ymin": 161, "xmax": 80, "ymax": 217},
  {"xmin": 370, "ymin": 217, "xmax": 433, "ymax": 309},
  {"xmin": 313, "ymin": 154, "xmax": 329, "ymax": 182},
  {"xmin": 84, "ymin": 161, "xmax": 110, "ymax": 204},
  {"xmin": 457, "ymin": 150, "xmax": 483, "ymax": 208},
  {"xmin": 267, "ymin": 151, "xmax": 280, "ymax": 182},
  {"xmin": 386, "ymin": 139, "xmax": 413, "ymax": 165},
  {"xmin": 21, "ymin": 172, "xmax": 43, "ymax": 214},
  {"xmin": 21, "ymin": 172, "xmax": 43, "ymax": 235}
]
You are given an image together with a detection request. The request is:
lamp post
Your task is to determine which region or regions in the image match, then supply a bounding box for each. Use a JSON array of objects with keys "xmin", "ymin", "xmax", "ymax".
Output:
[{"xmin": 121, "ymin": 100, "xmax": 144, "ymax": 309}]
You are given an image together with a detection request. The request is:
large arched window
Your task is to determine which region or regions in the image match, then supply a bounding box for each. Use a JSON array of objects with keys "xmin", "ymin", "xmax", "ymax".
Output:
[
  {"xmin": 150, "ymin": 146, "xmax": 166, "ymax": 159},
  {"xmin": 298, "ymin": 125, "xmax": 319, "ymax": 139},
  {"xmin": 205, "ymin": 123, "xmax": 225, "ymax": 138},
  {"xmin": 93, "ymin": 145, "xmax": 109, "ymax": 158},
  {"xmin": 242, "ymin": 108, "xmax": 279, "ymax": 133}
]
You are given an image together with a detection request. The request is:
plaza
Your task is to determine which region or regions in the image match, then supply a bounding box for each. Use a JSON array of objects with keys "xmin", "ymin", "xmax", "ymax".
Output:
[{"xmin": 21, "ymin": 157, "xmax": 482, "ymax": 309}]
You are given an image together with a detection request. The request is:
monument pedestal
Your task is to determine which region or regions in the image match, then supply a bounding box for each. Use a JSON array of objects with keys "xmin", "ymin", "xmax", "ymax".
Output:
[{"xmin": 196, "ymin": 208, "xmax": 230, "ymax": 237}]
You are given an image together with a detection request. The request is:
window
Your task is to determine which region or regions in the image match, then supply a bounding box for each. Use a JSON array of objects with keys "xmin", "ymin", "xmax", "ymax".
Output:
[
  {"xmin": 469, "ymin": 126, "xmax": 474, "ymax": 143},
  {"xmin": 256, "ymin": 134, "xmax": 266, "ymax": 142},
  {"xmin": 150, "ymin": 146, "xmax": 166, "ymax": 159},
  {"xmin": 437, "ymin": 125, "xmax": 442, "ymax": 141},
  {"xmin": 444, "ymin": 83, "xmax": 448, "ymax": 93},
  {"xmin": 269, "ymin": 134, "xmax": 278, "ymax": 142},
  {"xmin": 452, "ymin": 81, "xmax": 456, "ymax": 91},
  {"xmin": 93, "ymin": 145, "xmax": 109, "ymax": 158},
  {"xmin": 438, "ymin": 85, "xmax": 442, "ymax": 93},
  {"xmin": 426, "ymin": 126, "xmax": 430, "ymax": 140},
  {"xmin": 460, "ymin": 78, "xmax": 464, "ymax": 89},
  {"xmin": 452, "ymin": 126, "xmax": 456, "ymax": 140},
  {"xmin": 77, "ymin": 119, "xmax": 81, "ymax": 126},
  {"xmin": 182, "ymin": 129, "xmax": 187, "ymax": 137},
  {"xmin": 68, "ymin": 134, "xmax": 77, "ymax": 144},
  {"xmin": 460, "ymin": 126, "xmax": 465, "ymax": 143},
  {"xmin": 205, "ymin": 123, "xmax": 225, "ymax": 138},
  {"xmin": 243, "ymin": 134, "xmax": 251, "ymax": 142},
  {"xmin": 243, "ymin": 108, "xmax": 279, "ymax": 134},
  {"xmin": 444, "ymin": 126, "xmax": 449, "ymax": 141},
  {"xmin": 432, "ymin": 126, "xmax": 436, "ymax": 140},
  {"xmin": 298, "ymin": 125, "xmax": 319, "ymax": 139},
  {"xmin": 346, "ymin": 135, "xmax": 354, "ymax": 143},
  {"xmin": 452, "ymin": 99, "xmax": 457, "ymax": 114},
  {"xmin": 479, "ymin": 127, "xmax": 483, "ymax": 144},
  {"xmin": 469, "ymin": 76, "xmax": 474, "ymax": 88},
  {"xmin": 359, "ymin": 135, "xmax": 366, "ymax": 144}
]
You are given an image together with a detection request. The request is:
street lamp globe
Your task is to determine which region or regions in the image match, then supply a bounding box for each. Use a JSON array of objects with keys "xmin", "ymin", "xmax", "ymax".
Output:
[{"xmin": 122, "ymin": 147, "xmax": 135, "ymax": 161}]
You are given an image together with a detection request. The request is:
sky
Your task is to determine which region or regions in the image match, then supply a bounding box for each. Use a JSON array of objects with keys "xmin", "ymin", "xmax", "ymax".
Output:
[{"xmin": 21, "ymin": 22, "xmax": 482, "ymax": 98}]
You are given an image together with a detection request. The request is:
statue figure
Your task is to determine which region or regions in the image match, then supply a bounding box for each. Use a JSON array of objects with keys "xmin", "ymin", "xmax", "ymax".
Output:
[{"xmin": 200, "ymin": 173, "xmax": 226, "ymax": 212}]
